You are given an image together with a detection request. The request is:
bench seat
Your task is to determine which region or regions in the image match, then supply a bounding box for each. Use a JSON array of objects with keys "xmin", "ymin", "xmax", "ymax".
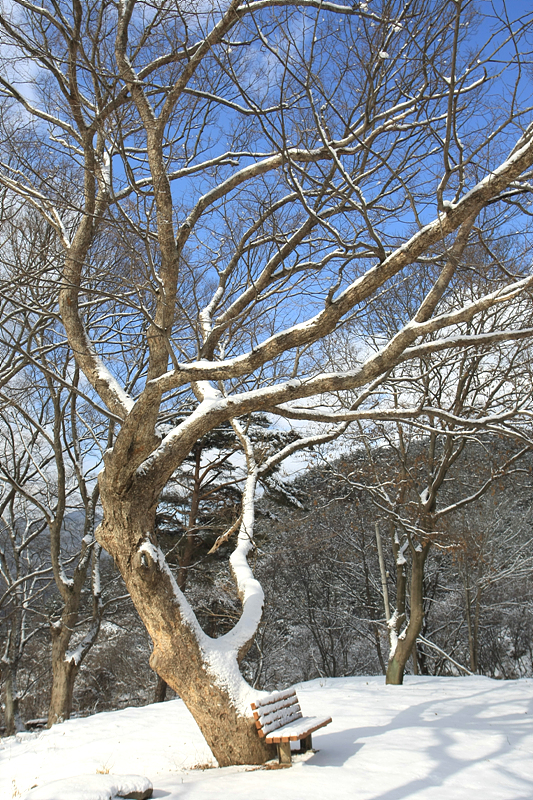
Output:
[
  {"xmin": 251, "ymin": 688, "xmax": 332, "ymax": 764},
  {"xmin": 263, "ymin": 714, "xmax": 333, "ymax": 743}
]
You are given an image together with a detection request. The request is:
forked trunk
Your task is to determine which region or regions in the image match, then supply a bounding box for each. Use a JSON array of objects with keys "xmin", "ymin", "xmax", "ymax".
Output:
[
  {"xmin": 97, "ymin": 478, "xmax": 275, "ymax": 766},
  {"xmin": 386, "ymin": 543, "xmax": 430, "ymax": 685},
  {"xmin": 46, "ymin": 582, "xmax": 101, "ymax": 726}
]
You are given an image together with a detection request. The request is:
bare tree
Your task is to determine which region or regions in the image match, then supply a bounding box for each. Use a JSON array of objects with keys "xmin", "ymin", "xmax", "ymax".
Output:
[
  {"xmin": 0, "ymin": 210, "xmax": 117, "ymax": 729},
  {"xmin": 1, "ymin": 0, "xmax": 533, "ymax": 764},
  {"xmin": 448, "ymin": 467, "xmax": 533, "ymax": 675},
  {"xmin": 0, "ymin": 355, "xmax": 108, "ymax": 728},
  {"xmin": 316, "ymin": 295, "xmax": 533, "ymax": 683},
  {"xmin": 0, "ymin": 428, "xmax": 50, "ymax": 736}
]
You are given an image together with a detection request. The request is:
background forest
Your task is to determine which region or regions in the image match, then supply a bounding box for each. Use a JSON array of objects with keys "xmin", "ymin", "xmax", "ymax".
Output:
[{"xmin": 2, "ymin": 417, "xmax": 533, "ymax": 733}]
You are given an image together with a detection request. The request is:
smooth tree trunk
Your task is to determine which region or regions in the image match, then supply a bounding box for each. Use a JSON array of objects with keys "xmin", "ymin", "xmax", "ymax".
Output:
[
  {"xmin": 46, "ymin": 388, "xmax": 103, "ymax": 727},
  {"xmin": 466, "ymin": 585, "xmax": 482, "ymax": 673},
  {"xmin": 1, "ymin": 597, "xmax": 26, "ymax": 736},
  {"xmin": 47, "ymin": 611, "xmax": 102, "ymax": 726},
  {"xmin": 464, "ymin": 562, "xmax": 482, "ymax": 673},
  {"xmin": 2, "ymin": 602, "xmax": 24, "ymax": 736},
  {"xmin": 47, "ymin": 576, "xmax": 82, "ymax": 726},
  {"xmin": 386, "ymin": 542, "xmax": 430, "ymax": 685},
  {"xmin": 47, "ymin": 603, "xmax": 102, "ymax": 726}
]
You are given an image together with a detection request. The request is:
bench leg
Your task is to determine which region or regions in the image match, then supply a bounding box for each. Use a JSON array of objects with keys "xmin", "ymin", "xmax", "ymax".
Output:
[
  {"xmin": 278, "ymin": 742, "xmax": 292, "ymax": 764},
  {"xmin": 300, "ymin": 734, "xmax": 313, "ymax": 752}
]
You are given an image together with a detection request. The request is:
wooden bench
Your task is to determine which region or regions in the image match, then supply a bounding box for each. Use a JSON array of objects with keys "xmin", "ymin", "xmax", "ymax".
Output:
[{"xmin": 251, "ymin": 688, "xmax": 332, "ymax": 764}]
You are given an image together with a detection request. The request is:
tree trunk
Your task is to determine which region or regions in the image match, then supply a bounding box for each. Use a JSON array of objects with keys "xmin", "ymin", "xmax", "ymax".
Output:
[
  {"xmin": 151, "ymin": 640, "xmax": 275, "ymax": 766},
  {"xmin": 47, "ymin": 637, "xmax": 79, "ymax": 728},
  {"xmin": 412, "ymin": 646, "xmax": 419, "ymax": 675},
  {"xmin": 465, "ymin": 581, "xmax": 476, "ymax": 673},
  {"xmin": 153, "ymin": 674, "xmax": 168, "ymax": 703},
  {"xmin": 386, "ymin": 543, "xmax": 430, "ymax": 685},
  {"xmin": 97, "ymin": 477, "xmax": 275, "ymax": 766},
  {"xmin": 464, "ymin": 559, "xmax": 483, "ymax": 674},
  {"xmin": 3, "ymin": 665, "xmax": 24, "ymax": 736},
  {"xmin": 46, "ymin": 493, "xmax": 102, "ymax": 727},
  {"xmin": 46, "ymin": 578, "xmax": 90, "ymax": 727},
  {"xmin": 2, "ymin": 612, "xmax": 24, "ymax": 736}
]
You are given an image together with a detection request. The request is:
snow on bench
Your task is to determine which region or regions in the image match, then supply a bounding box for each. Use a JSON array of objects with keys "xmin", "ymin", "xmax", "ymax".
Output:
[{"xmin": 251, "ymin": 688, "xmax": 332, "ymax": 764}]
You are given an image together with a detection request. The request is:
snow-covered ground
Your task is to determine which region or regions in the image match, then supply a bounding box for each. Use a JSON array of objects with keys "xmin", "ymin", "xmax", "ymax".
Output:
[{"xmin": 2, "ymin": 675, "xmax": 533, "ymax": 800}]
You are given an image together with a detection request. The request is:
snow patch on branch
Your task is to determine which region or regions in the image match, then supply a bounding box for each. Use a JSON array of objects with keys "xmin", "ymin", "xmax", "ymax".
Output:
[
  {"xmin": 396, "ymin": 541, "xmax": 408, "ymax": 566},
  {"xmin": 137, "ymin": 541, "xmax": 209, "ymax": 643},
  {"xmin": 388, "ymin": 609, "xmax": 400, "ymax": 656},
  {"xmin": 136, "ymin": 393, "xmax": 226, "ymax": 477},
  {"xmin": 201, "ymin": 639, "xmax": 265, "ymax": 715},
  {"xmin": 224, "ymin": 466, "xmax": 264, "ymax": 648},
  {"xmin": 136, "ymin": 542, "xmax": 260, "ymax": 712},
  {"xmin": 64, "ymin": 622, "xmax": 100, "ymax": 666},
  {"xmin": 199, "ymin": 419, "xmax": 269, "ymax": 715},
  {"xmin": 97, "ymin": 151, "xmax": 111, "ymax": 195},
  {"xmin": 59, "ymin": 564, "xmax": 74, "ymax": 588},
  {"xmin": 93, "ymin": 357, "xmax": 134, "ymax": 414},
  {"xmin": 136, "ymin": 535, "xmax": 265, "ymax": 718}
]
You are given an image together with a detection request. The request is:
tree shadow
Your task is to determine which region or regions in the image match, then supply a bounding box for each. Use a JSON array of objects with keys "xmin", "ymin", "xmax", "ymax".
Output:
[{"xmin": 304, "ymin": 683, "xmax": 533, "ymax": 798}]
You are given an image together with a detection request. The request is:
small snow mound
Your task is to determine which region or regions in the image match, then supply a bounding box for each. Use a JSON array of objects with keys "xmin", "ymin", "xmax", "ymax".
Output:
[{"xmin": 23, "ymin": 773, "xmax": 153, "ymax": 800}]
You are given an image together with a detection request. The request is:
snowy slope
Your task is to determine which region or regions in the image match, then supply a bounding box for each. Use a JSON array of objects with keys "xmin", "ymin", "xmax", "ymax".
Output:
[{"xmin": 2, "ymin": 676, "xmax": 533, "ymax": 800}]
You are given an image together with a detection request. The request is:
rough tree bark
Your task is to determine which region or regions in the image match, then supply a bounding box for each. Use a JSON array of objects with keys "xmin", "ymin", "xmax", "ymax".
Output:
[
  {"xmin": 48, "ymin": 627, "xmax": 79, "ymax": 726},
  {"xmin": 98, "ymin": 432, "xmax": 276, "ymax": 766}
]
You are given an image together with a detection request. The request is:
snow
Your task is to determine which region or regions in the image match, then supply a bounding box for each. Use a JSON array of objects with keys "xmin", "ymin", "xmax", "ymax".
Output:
[
  {"xmin": 24, "ymin": 773, "xmax": 152, "ymax": 800},
  {"xmin": 98, "ymin": 152, "xmax": 111, "ymax": 195},
  {"xmin": 263, "ymin": 715, "xmax": 331, "ymax": 739},
  {"xmin": 3, "ymin": 676, "xmax": 533, "ymax": 800},
  {"xmin": 388, "ymin": 610, "xmax": 400, "ymax": 652},
  {"xmin": 254, "ymin": 688, "xmax": 297, "ymax": 708},
  {"xmin": 195, "ymin": 381, "xmax": 223, "ymax": 404},
  {"xmin": 254, "ymin": 691, "xmax": 303, "ymax": 734},
  {"xmin": 397, "ymin": 540, "xmax": 408, "ymax": 565},
  {"xmin": 222, "ymin": 463, "xmax": 264, "ymax": 656},
  {"xmin": 93, "ymin": 357, "xmax": 134, "ymax": 414},
  {"xmin": 64, "ymin": 643, "xmax": 84, "ymax": 665},
  {"xmin": 136, "ymin": 394, "xmax": 226, "ymax": 477}
]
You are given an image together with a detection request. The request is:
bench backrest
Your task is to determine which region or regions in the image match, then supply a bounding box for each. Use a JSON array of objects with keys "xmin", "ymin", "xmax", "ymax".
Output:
[{"xmin": 251, "ymin": 688, "xmax": 302, "ymax": 737}]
